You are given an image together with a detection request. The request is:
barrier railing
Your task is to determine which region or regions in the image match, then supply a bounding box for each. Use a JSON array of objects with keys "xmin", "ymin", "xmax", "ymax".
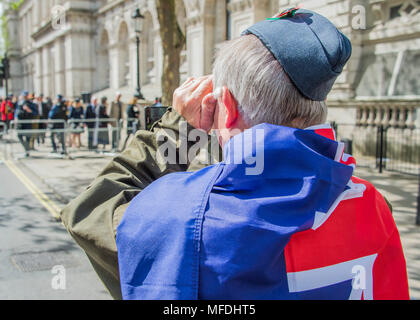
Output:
[
  {"xmin": 334, "ymin": 122, "xmax": 420, "ymax": 176},
  {"xmin": 5, "ymin": 118, "xmax": 145, "ymax": 155},
  {"xmin": 3, "ymin": 107, "xmax": 170, "ymax": 155},
  {"xmin": 125, "ymin": 118, "xmax": 141, "ymax": 134},
  {"xmin": 10, "ymin": 119, "xmax": 68, "ymax": 134},
  {"xmin": 68, "ymin": 118, "xmax": 119, "ymax": 130},
  {"xmin": 333, "ymin": 122, "xmax": 420, "ymax": 226}
]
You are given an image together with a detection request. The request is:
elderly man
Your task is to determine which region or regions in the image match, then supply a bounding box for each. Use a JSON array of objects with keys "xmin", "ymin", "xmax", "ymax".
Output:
[{"xmin": 61, "ymin": 8, "xmax": 409, "ymax": 300}]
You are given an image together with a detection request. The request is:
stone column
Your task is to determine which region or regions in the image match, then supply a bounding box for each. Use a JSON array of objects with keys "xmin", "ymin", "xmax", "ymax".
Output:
[
  {"xmin": 202, "ymin": 14, "xmax": 215, "ymax": 75},
  {"xmin": 154, "ymin": 34, "xmax": 163, "ymax": 85},
  {"xmin": 108, "ymin": 43, "xmax": 119, "ymax": 90},
  {"xmin": 139, "ymin": 34, "xmax": 147, "ymax": 86},
  {"xmin": 186, "ymin": 23, "xmax": 205, "ymax": 77},
  {"xmin": 41, "ymin": 46, "xmax": 51, "ymax": 97},
  {"xmin": 65, "ymin": 32, "xmax": 95, "ymax": 97},
  {"xmin": 129, "ymin": 37, "xmax": 138, "ymax": 91},
  {"xmin": 54, "ymin": 38, "xmax": 66, "ymax": 95},
  {"xmin": 34, "ymin": 49, "xmax": 43, "ymax": 94}
]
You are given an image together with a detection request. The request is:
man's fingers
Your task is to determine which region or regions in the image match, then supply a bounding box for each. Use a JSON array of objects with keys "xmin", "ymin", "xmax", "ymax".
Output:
[
  {"xmin": 192, "ymin": 76, "xmax": 213, "ymax": 100},
  {"xmin": 180, "ymin": 75, "xmax": 213, "ymax": 94},
  {"xmin": 200, "ymin": 93, "xmax": 217, "ymax": 132},
  {"xmin": 173, "ymin": 75, "xmax": 214, "ymax": 129},
  {"xmin": 178, "ymin": 77, "xmax": 195, "ymax": 90},
  {"xmin": 184, "ymin": 77, "xmax": 195, "ymax": 85}
]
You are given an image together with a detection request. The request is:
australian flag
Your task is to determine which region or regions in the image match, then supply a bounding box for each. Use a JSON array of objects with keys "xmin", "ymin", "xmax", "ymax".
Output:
[{"xmin": 116, "ymin": 124, "xmax": 409, "ymax": 300}]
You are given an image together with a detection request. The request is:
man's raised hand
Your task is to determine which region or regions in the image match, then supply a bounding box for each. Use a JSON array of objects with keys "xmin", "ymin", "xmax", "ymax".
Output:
[{"xmin": 173, "ymin": 75, "xmax": 217, "ymax": 132}]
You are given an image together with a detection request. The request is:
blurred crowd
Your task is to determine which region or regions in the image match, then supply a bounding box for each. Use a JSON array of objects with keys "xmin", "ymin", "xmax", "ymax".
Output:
[{"xmin": 0, "ymin": 91, "xmax": 164, "ymax": 157}]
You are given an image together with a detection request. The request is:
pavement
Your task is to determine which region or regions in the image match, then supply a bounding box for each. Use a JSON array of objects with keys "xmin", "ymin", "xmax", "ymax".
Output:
[
  {"xmin": 353, "ymin": 167, "xmax": 420, "ymax": 300},
  {"xmin": 1, "ymin": 131, "xmax": 420, "ymax": 300}
]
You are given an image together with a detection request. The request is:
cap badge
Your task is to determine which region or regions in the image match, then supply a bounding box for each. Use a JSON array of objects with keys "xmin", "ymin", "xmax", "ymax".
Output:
[{"xmin": 267, "ymin": 5, "xmax": 303, "ymax": 21}]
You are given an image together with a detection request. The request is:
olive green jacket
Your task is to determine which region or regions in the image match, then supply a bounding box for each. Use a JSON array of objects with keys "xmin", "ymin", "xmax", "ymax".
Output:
[
  {"xmin": 61, "ymin": 108, "xmax": 392, "ymax": 300},
  {"xmin": 60, "ymin": 108, "xmax": 219, "ymax": 300}
]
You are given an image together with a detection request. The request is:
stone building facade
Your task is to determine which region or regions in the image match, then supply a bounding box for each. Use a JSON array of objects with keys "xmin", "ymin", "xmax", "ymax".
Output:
[{"xmin": 3, "ymin": 0, "xmax": 420, "ymax": 125}]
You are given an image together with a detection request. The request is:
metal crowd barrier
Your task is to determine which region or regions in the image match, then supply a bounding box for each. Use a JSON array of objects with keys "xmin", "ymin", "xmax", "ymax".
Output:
[
  {"xmin": 3, "ymin": 107, "xmax": 170, "ymax": 155},
  {"xmin": 10, "ymin": 119, "xmax": 68, "ymax": 134},
  {"xmin": 70, "ymin": 118, "xmax": 122, "ymax": 150},
  {"xmin": 125, "ymin": 118, "xmax": 141, "ymax": 134},
  {"xmin": 9, "ymin": 118, "xmax": 119, "ymax": 135},
  {"xmin": 68, "ymin": 118, "xmax": 119, "ymax": 133},
  {"xmin": 5, "ymin": 118, "xmax": 134, "ymax": 155}
]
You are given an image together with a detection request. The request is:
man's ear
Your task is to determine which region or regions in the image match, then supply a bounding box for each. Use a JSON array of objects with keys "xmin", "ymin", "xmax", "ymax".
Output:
[{"xmin": 222, "ymin": 86, "xmax": 239, "ymax": 128}]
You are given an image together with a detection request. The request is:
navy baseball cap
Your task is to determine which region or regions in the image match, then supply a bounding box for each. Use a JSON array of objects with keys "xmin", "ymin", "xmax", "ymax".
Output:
[{"xmin": 242, "ymin": 8, "xmax": 352, "ymax": 101}]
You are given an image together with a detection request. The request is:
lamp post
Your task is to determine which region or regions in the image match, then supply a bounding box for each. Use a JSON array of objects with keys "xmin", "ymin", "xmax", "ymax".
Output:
[{"xmin": 132, "ymin": 8, "xmax": 145, "ymax": 100}]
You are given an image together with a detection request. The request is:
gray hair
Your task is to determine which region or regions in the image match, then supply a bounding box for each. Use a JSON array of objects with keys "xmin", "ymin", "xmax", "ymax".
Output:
[{"xmin": 213, "ymin": 35, "xmax": 327, "ymax": 129}]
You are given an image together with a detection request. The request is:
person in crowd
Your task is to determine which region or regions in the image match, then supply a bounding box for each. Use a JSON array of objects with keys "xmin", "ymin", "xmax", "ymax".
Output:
[
  {"xmin": 65, "ymin": 98, "xmax": 72, "ymax": 111},
  {"xmin": 84, "ymin": 96, "xmax": 98, "ymax": 151},
  {"xmin": 63, "ymin": 98, "xmax": 72, "ymax": 146},
  {"xmin": 0, "ymin": 96, "xmax": 3, "ymax": 137},
  {"xmin": 69, "ymin": 98, "xmax": 84, "ymax": 149},
  {"xmin": 11, "ymin": 95, "xmax": 18, "ymax": 110},
  {"xmin": 0, "ymin": 96, "xmax": 5, "ymax": 136},
  {"xmin": 23, "ymin": 93, "xmax": 39, "ymax": 151},
  {"xmin": 121, "ymin": 95, "xmax": 140, "ymax": 151},
  {"xmin": 34, "ymin": 94, "xmax": 50, "ymax": 145},
  {"xmin": 94, "ymin": 96, "xmax": 110, "ymax": 152},
  {"xmin": 152, "ymin": 97, "xmax": 163, "ymax": 107},
  {"xmin": 48, "ymin": 94, "xmax": 68, "ymax": 155},
  {"xmin": 61, "ymin": 8, "xmax": 409, "ymax": 300},
  {"xmin": 0, "ymin": 94, "xmax": 15, "ymax": 132},
  {"xmin": 15, "ymin": 91, "xmax": 36, "ymax": 157},
  {"xmin": 46, "ymin": 97, "xmax": 53, "ymax": 110},
  {"xmin": 109, "ymin": 92, "xmax": 124, "ymax": 152}
]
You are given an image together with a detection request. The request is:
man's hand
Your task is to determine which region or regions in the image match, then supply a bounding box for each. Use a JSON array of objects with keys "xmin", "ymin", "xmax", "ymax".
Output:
[{"xmin": 173, "ymin": 75, "xmax": 217, "ymax": 132}]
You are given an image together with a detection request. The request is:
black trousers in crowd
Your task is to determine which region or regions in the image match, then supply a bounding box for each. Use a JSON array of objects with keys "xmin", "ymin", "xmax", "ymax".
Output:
[
  {"xmin": 87, "ymin": 129, "xmax": 96, "ymax": 150},
  {"xmin": 112, "ymin": 129, "xmax": 120, "ymax": 150},
  {"xmin": 51, "ymin": 132, "xmax": 66, "ymax": 154},
  {"xmin": 18, "ymin": 134, "xmax": 31, "ymax": 153}
]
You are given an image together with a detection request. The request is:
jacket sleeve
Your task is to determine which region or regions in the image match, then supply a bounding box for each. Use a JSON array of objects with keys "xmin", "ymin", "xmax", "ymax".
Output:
[
  {"xmin": 48, "ymin": 106, "xmax": 56, "ymax": 119},
  {"xmin": 60, "ymin": 108, "xmax": 216, "ymax": 299},
  {"xmin": 373, "ymin": 228, "xmax": 410, "ymax": 300}
]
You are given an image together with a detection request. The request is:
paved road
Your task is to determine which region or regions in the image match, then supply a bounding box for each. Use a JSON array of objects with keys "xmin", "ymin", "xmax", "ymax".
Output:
[{"xmin": 0, "ymin": 158, "xmax": 111, "ymax": 300}]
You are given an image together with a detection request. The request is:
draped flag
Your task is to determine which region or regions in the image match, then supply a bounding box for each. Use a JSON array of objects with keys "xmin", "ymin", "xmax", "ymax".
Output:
[{"xmin": 117, "ymin": 124, "xmax": 409, "ymax": 300}]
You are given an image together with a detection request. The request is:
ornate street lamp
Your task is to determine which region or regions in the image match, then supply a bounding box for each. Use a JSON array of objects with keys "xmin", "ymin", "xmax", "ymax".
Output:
[{"xmin": 132, "ymin": 8, "xmax": 145, "ymax": 100}]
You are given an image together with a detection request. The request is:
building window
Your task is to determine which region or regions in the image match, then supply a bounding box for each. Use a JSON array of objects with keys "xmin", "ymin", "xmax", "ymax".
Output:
[{"xmin": 390, "ymin": 4, "xmax": 403, "ymax": 19}]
